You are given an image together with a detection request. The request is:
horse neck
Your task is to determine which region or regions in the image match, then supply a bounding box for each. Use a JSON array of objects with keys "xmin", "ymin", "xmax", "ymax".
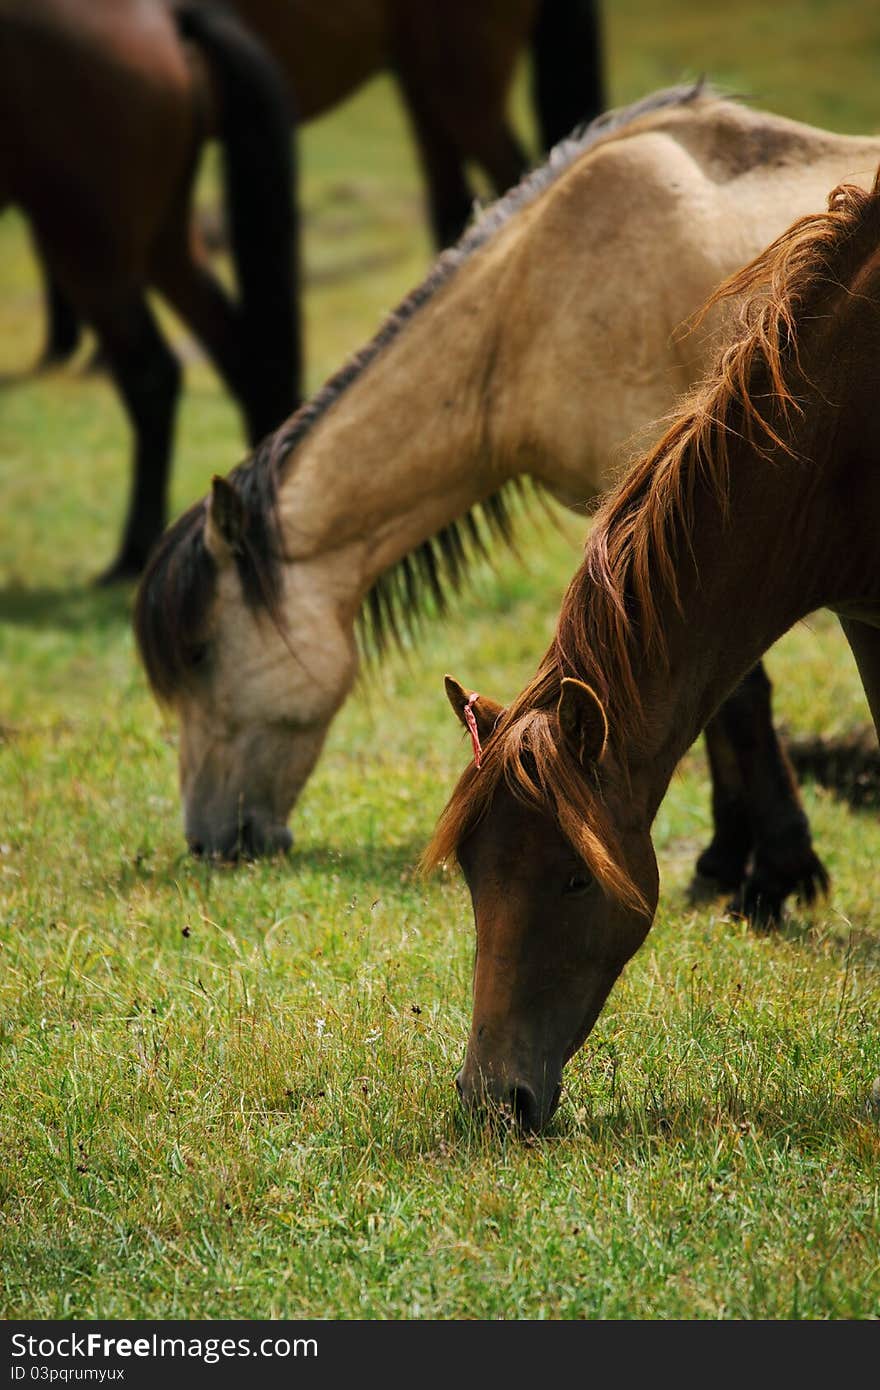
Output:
[
  {"xmin": 273, "ymin": 235, "xmax": 527, "ymax": 619},
  {"xmin": 596, "ymin": 401, "xmax": 865, "ymax": 824}
]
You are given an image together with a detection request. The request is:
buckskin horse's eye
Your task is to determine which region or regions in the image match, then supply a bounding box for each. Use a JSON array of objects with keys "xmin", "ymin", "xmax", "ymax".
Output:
[
  {"xmin": 562, "ymin": 872, "xmax": 592, "ymax": 896},
  {"xmin": 188, "ymin": 642, "xmax": 209, "ymax": 670}
]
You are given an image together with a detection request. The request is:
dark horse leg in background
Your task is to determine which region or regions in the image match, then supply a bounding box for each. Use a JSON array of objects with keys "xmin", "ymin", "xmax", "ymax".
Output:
[
  {"xmin": 91, "ymin": 4, "xmax": 300, "ymax": 581},
  {"xmin": 173, "ymin": 4, "xmax": 301, "ymax": 442},
  {"xmin": 92, "ymin": 297, "xmax": 183, "ymax": 583},
  {"xmin": 838, "ymin": 616, "xmax": 880, "ymax": 757},
  {"xmin": 694, "ymin": 662, "xmax": 828, "ymax": 923},
  {"xmin": 37, "ymin": 256, "xmax": 83, "ymax": 367},
  {"xmin": 398, "ymin": 82, "xmax": 530, "ymax": 250},
  {"xmin": 531, "ymin": 0, "xmax": 606, "ymax": 149}
]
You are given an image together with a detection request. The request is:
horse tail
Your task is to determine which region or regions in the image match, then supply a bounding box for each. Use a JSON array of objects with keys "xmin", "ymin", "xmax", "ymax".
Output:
[
  {"xmin": 175, "ymin": 1, "xmax": 302, "ymax": 428},
  {"xmin": 530, "ymin": 0, "xmax": 607, "ymax": 151}
]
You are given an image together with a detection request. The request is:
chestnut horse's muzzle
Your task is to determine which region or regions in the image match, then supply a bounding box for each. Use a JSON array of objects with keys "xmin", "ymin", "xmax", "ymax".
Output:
[{"xmin": 455, "ymin": 1066, "xmax": 562, "ymax": 1134}]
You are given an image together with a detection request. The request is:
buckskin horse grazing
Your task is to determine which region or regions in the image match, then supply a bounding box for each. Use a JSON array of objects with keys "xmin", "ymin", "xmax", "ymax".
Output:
[
  {"xmin": 424, "ymin": 172, "xmax": 880, "ymax": 1133},
  {"xmin": 0, "ymin": 0, "xmax": 300, "ymax": 580},
  {"xmin": 38, "ymin": 0, "xmax": 605, "ymax": 366},
  {"xmin": 133, "ymin": 85, "xmax": 880, "ymax": 918}
]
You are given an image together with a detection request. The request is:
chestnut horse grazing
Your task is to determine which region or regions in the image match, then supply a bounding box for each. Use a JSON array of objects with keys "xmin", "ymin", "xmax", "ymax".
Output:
[
  {"xmin": 133, "ymin": 86, "xmax": 880, "ymax": 913},
  {"xmin": 424, "ymin": 173, "xmax": 880, "ymax": 1133},
  {"xmin": 0, "ymin": 0, "xmax": 300, "ymax": 580}
]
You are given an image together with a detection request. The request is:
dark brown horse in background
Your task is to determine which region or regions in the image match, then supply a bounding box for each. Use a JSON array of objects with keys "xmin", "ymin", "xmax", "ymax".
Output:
[
  {"xmin": 1, "ymin": 0, "xmax": 301, "ymax": 581},
  {"xmin": 210, "ymin": 0, "xmax": 605, "ymax": 247},
  {"xmin": 425, "ymin": 172, "xmax": 880, "ymax": 1133},
  {"xmin": 39, "ymin": 0, "xmax": 605, "ymax": 366}
]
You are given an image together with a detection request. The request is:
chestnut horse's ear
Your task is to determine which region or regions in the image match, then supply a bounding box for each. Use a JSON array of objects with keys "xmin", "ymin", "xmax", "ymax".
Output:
[
  {"xmin": 557, "ymin": 677, "xmax": 608, "ymax": 764},
  {"xmin": 204, "ymin": 475, "xmax": 246, "ymax": 563},
  {"xmin": 444, "ymin": 675, "xmax": 505, "ymax": 744}
]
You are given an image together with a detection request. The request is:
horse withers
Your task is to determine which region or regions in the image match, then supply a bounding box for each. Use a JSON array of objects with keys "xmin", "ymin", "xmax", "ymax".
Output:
[{"xmin": 424, "ymin": 174, "xmax": 880, "ymax": 1132}]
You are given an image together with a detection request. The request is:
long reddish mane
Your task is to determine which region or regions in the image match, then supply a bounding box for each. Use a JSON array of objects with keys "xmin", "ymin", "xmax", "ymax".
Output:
[{"xmin": 423, "ymin": 169, "xmax": 880, "ymax": 908}]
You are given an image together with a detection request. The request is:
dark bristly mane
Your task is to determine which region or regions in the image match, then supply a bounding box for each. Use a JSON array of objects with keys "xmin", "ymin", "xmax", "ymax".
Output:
[
  {"xmin": 134, "ymin": 81, "xmax": 718, "ymax": 700},
  {"xmin": 423, "ymin": 168, "xmax": 880, "ymax": 908}
]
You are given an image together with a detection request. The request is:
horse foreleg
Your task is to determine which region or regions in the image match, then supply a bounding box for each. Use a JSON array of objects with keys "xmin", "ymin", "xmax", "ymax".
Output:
[
  {"xmin": 697, "ymin": 662, "xmax": 828, "ymax": 926},
  {"xmin": 92, "ymin": 299, "xmax": 181, "ymax": 585}
]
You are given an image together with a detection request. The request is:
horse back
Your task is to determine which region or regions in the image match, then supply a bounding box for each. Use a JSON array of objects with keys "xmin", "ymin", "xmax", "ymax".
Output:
[{"xmin": 198, "ymin": 0, "xmax": 388, "ymax": 119}]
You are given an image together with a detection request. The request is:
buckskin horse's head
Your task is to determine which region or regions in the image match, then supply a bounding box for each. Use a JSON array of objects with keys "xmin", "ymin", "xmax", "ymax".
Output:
[{"xmin": 134, "ymin": 470, "xmax": 357, "ymax": 860}]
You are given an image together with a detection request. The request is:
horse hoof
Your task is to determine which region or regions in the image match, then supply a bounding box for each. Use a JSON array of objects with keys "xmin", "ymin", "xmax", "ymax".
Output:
[
  {"xmin": 686, "ymin": 871, "xmax": 733, "ymax": 906},
  {"xmin": 725, "ymin": 885, "xmax": 783, "ymax": 930},
  {"xmin": 734, "ymin": 850, "xmax": 830, "ymax": 927},
  {"xmin": 693, "ymin": 844, "xmax": 749, "ymax": 894}
]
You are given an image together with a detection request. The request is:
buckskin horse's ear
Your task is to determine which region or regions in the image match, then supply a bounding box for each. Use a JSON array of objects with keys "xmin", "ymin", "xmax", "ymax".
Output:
[
  {"xmin": 558, "ymin": 677, "xmax": 609, "ymax": 764},
  {"xmin": 444, "ymin": 675, "xmax": 505, "ymax": 744},
  {"xmin": 204, "ymin": 475, "xmax": 246, "ymax": 562}
]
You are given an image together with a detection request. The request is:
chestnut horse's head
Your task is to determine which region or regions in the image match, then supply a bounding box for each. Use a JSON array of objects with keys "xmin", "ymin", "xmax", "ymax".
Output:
[{"xmin": 425, "ymin": 674, "xmax": 659, "ymax": 1133}]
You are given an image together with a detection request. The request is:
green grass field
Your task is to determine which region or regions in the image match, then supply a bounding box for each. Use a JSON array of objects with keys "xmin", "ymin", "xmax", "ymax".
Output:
[{"xmin": 1, "ymin": 1, "xmax": 879, "ymax": 1320}]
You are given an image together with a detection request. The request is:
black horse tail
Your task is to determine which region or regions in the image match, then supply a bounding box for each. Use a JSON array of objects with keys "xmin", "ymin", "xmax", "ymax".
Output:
[
  {"xmin": 530, "ymin": 0, "xmax": 607, "ymax": 152},
  {"xmin": 175, "ymin": 1, "xmax": 302, "ymax": 432}
]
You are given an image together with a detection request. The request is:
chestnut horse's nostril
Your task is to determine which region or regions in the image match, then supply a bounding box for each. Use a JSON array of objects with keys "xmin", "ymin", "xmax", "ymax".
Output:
[
  {"xmin": 188, "ymin": 839, "xmax": 204, "ymax": 858},
  {"xmin": 509, "ymin": 1084, "xmax": 539, "ymax": 1132},
  {"xmin": 454, "ymin": 1071, "xmax": 464, "ymax": 1101}
]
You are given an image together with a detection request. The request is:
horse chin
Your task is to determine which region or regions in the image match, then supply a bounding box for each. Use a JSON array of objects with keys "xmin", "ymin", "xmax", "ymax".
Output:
[{"xmin": 186, "ymin": 817, "xmax": 293, "ymax": 862}]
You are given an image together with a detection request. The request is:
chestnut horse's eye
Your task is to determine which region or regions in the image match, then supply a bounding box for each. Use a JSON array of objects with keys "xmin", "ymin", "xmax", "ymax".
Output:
[{"xmin": 562, "ymin": 872, "xmax": 592, "ymax": 896}]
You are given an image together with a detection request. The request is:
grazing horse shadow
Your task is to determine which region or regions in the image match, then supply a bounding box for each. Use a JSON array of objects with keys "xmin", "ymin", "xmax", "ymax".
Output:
[
  {"xmin": 284, "ymin": 842, "xmax": 425, "ymax": 886},
  {"xmin": 105, "ymin": 838, "xmax": 427, "ymax": 900},
  {"xmin": 0, "ymin": 584, "xmax": 133, "ymax": 633}
]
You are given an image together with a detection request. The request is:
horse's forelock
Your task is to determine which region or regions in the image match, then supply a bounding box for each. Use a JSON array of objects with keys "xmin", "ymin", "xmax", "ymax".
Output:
[
  {"xmin": 134, "ymin": 439, "xmax": 288, "ymax": 702},
  {"xmin": 422, "ymin": 696, "xmax": 645, "ymax": 912},
  {"xmin": 133, "ymin": 502, "xmax": 217, "ymax": 703}
]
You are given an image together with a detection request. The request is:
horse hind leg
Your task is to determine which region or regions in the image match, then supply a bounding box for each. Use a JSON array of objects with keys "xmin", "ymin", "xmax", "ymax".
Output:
[
  {"xmin": 38, "ymin": 266, "xmax": 83, "ymax": 368},
  {"xmin": 175, "ymin": 0, "xmax": 302, "ymax": 430},
  {"xmin": 530, "ymin": 0, "xmax": 606, "ymax": 150},
  {"xmin": 696, "ymin": 662, "xmax": 829, "ymax": 926},
  {"xmin": 396, "ymin": 85, "xmax": 476, "ymax": 249},
  {"xmin": 839, "ymin": 616, "xmax": 880, "ymax": 749},
  {"xmin": 152, "ymin": 230, "xmax": 268, "ymax": 443},
  {"xmin": 475, "ymin": 123, "xmax": 530, "ymax": 200},
  {"xmin": 23, "ymin": 227, "xmax": 83, "ymax": 371},
  {"xmin": 692, "ymin": 712, "xmax": 755, "ymax": 899},
  {"xmin": 92, "ymin": 298, "xmax": 181, "ymax": 584}
]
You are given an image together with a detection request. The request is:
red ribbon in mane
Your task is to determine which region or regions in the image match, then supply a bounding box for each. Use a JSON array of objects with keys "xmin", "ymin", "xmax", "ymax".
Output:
[{"xmin": 464, "ymin": 692, "xmax": 482, "ymax": 769}]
